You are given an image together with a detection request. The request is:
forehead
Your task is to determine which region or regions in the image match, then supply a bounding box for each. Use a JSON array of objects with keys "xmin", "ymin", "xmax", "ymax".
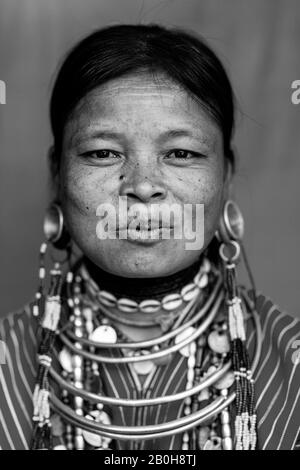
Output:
[
  {"xmin": 66, "ymin": 72, "xmax": 221, "ymax": 143},
  {"xmin": 75, "ymin": 72, "xmax": 210, "ymax": 116}
]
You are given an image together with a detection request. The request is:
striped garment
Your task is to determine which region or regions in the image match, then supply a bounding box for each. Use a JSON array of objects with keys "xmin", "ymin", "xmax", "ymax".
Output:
[{"xmin": 0, "ymin": 291, "xmax": 299, "ymax": 450}]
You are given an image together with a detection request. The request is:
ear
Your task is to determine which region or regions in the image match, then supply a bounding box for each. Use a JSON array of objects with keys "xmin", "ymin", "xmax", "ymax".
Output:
[
  {"xmin": 223, "ymin": 161, "xmax": 233, "ymax": 201},
  {"xmin": 48, "ymin": 145, "xmax": 61, "ymax": 198},
  {"xmin": 222, "ymin": 148, "xmax": 235, "ymax": 201}
]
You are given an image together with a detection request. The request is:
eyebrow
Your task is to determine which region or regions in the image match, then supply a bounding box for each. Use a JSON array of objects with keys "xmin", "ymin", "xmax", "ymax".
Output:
[
  {"xmin": 74, "ymin": 128, "xmax": 211, "ymax": 146},
  {"xmin": 157, "ymin": 129, "xmax": 205, "ymax": 142}
]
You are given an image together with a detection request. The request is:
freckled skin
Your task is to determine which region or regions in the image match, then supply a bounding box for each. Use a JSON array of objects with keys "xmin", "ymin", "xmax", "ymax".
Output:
[{"xmin": 58, "ymin": 72, "xmax": 230, "ymax": 278}]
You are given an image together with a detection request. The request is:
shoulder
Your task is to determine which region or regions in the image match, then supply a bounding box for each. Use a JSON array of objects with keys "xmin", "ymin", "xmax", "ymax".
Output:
[
  {"xmin": 244, "ymin": 289, "xmax": 300, "ymax": 360},
  {"xmin": 0, "ymin": 303, "xmax": 39, "ymax": 355},
  {"xmin": 0, "ymin": 304, "xmax": 38, "ymax": 450},
  {"xmin": 243, "ymin": 289, "xmax": 300, "ymax": 450},
  {"xmin": 0, "ymin": 302, "xmax": 39, "ymax": 382}
]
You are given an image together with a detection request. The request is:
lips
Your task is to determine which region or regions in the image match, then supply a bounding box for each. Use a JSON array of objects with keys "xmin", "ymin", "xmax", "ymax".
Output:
[{"xmin": 117, "ymin": 220, "xmax": 173, "ymax": 231}]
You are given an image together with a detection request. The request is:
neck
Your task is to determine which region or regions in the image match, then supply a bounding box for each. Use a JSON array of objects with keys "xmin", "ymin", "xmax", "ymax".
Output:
[{"xmin": 83, "ymin": 256, "xmax": 202, "ymax": 302}]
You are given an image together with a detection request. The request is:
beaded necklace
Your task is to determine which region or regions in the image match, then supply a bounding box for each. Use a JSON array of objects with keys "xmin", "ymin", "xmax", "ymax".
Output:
[{"xmin": 30, "ymin": 250, "xmax": 261, "ymax": 450}]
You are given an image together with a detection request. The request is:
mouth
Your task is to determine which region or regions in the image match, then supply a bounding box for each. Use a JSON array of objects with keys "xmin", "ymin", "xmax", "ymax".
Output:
[
  {"xmin": 117, "ymin": 221, "xmax": 174, "ymax": 232},
  {"xmin": 116, "ymin": 222, "xmax": 174, "ymax": 244}
]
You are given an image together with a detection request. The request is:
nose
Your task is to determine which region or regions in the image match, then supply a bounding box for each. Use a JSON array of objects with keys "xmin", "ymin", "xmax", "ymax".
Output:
[{"xmin": 119, "ymin": 164, "xmax": 167, "ymax": 203}]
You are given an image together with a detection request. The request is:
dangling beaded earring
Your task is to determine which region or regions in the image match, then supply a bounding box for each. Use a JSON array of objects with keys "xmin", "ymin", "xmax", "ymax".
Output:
[
  {"xmin": 31, "ymin": 203, "xmax": 71, "ymax": 450},
  {"xmin": 217, "ymin": 200, "xmax": 257, "ymax": 450}
]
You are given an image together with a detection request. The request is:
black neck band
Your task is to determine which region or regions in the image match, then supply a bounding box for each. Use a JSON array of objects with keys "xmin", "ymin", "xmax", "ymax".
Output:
[{"xmin": 83, "ymin": 256, "xmax": 202, "ymax": 302}]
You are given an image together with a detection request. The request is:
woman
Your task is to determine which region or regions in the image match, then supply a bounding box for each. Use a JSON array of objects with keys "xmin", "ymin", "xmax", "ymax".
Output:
[{"xmin": 0, "ymin": 24, "xmax": 299, "ymax": 451}]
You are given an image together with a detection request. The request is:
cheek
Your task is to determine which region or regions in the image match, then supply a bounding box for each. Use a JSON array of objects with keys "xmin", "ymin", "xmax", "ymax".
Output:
[
  {"xmin": 59, "ymin": 160, "xmax": 115, "ymax": 219},
  {"xmin": 180, "ymin": 168, "xmax": 225, "ymax": 236},
  {"xmin": 180, "ymin": 167, "xmax": 224, "ymax": 209}
]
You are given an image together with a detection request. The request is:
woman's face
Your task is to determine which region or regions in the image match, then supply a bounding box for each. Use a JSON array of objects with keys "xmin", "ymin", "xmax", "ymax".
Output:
[{"xmin": 59, "ymin": 72, "xmax": 229, "ymax": 278}]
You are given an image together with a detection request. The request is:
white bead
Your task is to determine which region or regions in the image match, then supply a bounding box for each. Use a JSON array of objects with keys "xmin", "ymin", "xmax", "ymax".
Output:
[
  {"xmin": 181, "ymin": 283, "xmax": 200, "ymax": 302},
  {"xmin": 89, "ymin": 325, "xmax": 117, "ymax": 344},
  {"xmin": 133, "ymin": 354, "xmax": 155, "ymax": 375},
  {"xmin": 139, "ymin": 299, "xmax": 161, "ymax": 313},
  {"xmin": 74, "ymin": 367, "xmax": 83, "ymax": 382},
  {"xmin": 162, "ymin": 293, "xmax": 183, "ymax": 311},
  {"xmin": 75, "ymin": 435, "xmax": 85, "ymax": 450},
  {"xmin": 117, "ymin": 298, "xmax": 139, "ymax": 313},
  {"xmin": 187, "ymin": 369, "xmax": 195, "ymax": 383},
  {"xmin": 72, "ymin": 355, "xmax": 82, "ymax": 369},
  {"xmin": 195, "ymin": 272, "xmax": 208, "ymax": 288},
  {"xmin": 198, "ymin": 388, "xmax": 210, "ymax": 401},
  {"xmin": 39, "ymin": 267, "xmax": 46, "ymax": 279},
  {"xmin": 174, "ymin": 327, "xmax": 196, "ymax": 357},
  {"xmin": 222, "ymin": 423, "xmax": 231, "ymax": 438},
  {"xmin": 206, "ymin": 365, "xmax": 217, "ymax": 376},
  {"xmin": 74, "ymin": 317, "xmax": 83, "ymax": 328},
  {"xmin": 221, "ymin": 410, "xmax": 230, "ymax": 424},
  {"xmin": 59, "ymin": 348, "xmax": 73, "ymax": 373},
  {"xmin": 187, "ymin": 354, "xmax": 196, "ymax": 369},
  {"xmin": 33, "ymin": 305, "xmax": 39, "ymax": 317},
  {"xmin": 185, "ymin": 396, "xmax": 192, "ymax": 406},
  {"xmin": 98, "ymin": 290, "xmax": 117, "ymax": 307},
  {"xmin": 203, "ymin": 259, "xmax": 211, "ymax": 273},
  {"xmin": 74, "ymin": 396, "xmax": 83, "ymax": 408},
  {"xmin": 208, "ymin": 330, "xmax": 230, "ymax": 354},
  {"xmin": 222, "ymin": 437, "xmax": 233, "ymax": 450}
]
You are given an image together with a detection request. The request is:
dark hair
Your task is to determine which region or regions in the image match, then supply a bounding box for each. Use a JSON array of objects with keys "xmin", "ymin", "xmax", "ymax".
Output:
[{"xmin": 50, "ymin": 24, "xmax": 235, "ymax": 175}]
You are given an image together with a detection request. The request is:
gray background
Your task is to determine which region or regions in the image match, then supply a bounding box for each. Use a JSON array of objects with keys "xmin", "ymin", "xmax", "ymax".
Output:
[{"xmin": 0, "ymin": 0, "xmax": 299, "ymax": 318}]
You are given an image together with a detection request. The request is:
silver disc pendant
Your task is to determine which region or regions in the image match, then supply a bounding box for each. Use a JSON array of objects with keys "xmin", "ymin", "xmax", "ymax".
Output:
[
  {"xmin": 174, "ymin": 327, "xmax": 196, "ymax": 357},
  {"xmin": 208, "ymin": 330, "xmax": 230, "ymax": 354},
  {"xmin": 89, "ymin": 325, "xmax": 117, "ymax": 344},
  {"xmin": 214, "ymin": 370, "xmax": 235, "ymax": 390},
  {"xmin": 132, "ymin": 350, "xmax": 155, "ymax": 375},
  {"xmin": 82, "ymin": 416, "xmax": 103, "ymax": 447},
  {"xmin": 58, "ymin": 347, "xmax": 73, "ymax": 373},
  {"xmin": 82, "ymin": 410, "xmax": 112, "ymax": 448}
]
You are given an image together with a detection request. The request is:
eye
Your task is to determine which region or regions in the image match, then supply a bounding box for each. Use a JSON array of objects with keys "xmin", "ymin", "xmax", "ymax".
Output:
[
  {"xmin": 165, "ymin": 149, "xmax": 207, "ymax": 161},
  {"xmin": 80, "ymin": 149, "xmax": 121, "ymax": 160}
]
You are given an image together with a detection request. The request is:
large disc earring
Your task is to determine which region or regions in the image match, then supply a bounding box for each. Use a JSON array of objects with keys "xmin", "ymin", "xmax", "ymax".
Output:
[
  {"xmin": 216, "ymin": 199, "xmax": 244, "ymax": 244},
  {"xmin": 43, "ymin": 203, "xmax": 70, "ymax": 249}
]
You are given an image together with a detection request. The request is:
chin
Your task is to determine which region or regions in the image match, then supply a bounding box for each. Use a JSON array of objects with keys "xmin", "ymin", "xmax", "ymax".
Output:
[
  {"xmin": 112, "ymin": 262, "xmax": 174, "ymax": 279},
  {"xmin": 98, "ymin": 250, "xmax": 198, "ymax": 279},
  {"xmin": 96, "ymin": 253, "xmax": 174, "ymax": 278},
  {"xmin": 79, "ymin": 237, "xmax": 202, "ymax": 279}
]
